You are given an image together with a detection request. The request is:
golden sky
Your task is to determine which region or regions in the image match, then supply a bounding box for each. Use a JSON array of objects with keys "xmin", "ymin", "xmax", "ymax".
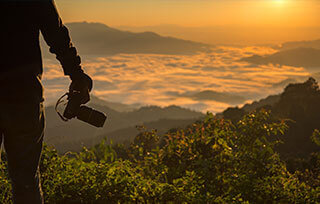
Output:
[
  {"xmin": 56, "ymin": 0, "xmax": 319, "ymax": 27},
  {"xmin": 55, "ymin": 0, "xmax": 320, "ymax": 44},
  {"xmin": 43, "ymin": 1, "xmax": 319, "ymax": 110}
]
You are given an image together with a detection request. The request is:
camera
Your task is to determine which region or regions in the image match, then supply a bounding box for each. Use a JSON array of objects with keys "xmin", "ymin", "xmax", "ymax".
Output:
[{"xmin": 62, "ymin": 91, "xmax": 107, "ymax": 128}]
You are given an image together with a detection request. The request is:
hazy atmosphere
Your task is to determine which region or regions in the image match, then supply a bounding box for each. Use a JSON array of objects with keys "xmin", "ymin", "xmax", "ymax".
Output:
[
  {"xmin": 43, "ymin": 0, "xmax": 320, "ymax": 113},
  {"xmin": 43, "ymin": 42, "xmax": 311, "ymax": 113},
  {"xmin": 1, "ymin": 0, "xmax": 320, "ymax": 203},
  {"xmin": 56, "ymin": 0, "xmax": 320, "ymax": 44}
]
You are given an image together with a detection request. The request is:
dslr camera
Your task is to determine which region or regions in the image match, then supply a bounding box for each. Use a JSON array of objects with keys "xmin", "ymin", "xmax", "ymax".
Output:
[{"xmin": 57, "ymin": 91, "xmax": 107, "ymax": 128}]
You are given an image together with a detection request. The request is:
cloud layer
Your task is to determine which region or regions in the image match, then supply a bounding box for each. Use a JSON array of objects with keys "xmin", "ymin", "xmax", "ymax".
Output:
[{"xmin": 42, "ymin": 46, "xmax": 309, "ymax": 113}]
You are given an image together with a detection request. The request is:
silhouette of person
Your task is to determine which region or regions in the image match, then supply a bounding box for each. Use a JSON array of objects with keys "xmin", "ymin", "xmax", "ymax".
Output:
[{"xmin": 0, "ymin": 1, "xmax": 92, "ymax": 203}]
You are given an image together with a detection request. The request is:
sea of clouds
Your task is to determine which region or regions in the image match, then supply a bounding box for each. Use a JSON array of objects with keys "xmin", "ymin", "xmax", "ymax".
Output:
[{"xmin": 42, "ymin": 46, "xmax": 309, "ymax": 113}]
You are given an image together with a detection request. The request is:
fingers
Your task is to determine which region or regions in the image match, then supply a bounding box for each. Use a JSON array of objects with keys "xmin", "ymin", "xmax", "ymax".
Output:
[
  {"xmin": 69, "ymin": 72, "xmax": 92, "ymax": 105},
  {"xmin": 80, "ymin": 89, "xmax": 90, "ymax": 104},
  {"xmin": 69, "ymin": 81, "xmax": 90, "ymax": 105}
]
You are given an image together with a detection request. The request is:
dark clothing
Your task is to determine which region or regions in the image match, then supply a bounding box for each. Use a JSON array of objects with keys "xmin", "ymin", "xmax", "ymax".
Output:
[
  {"xmin": 1, "ymin": 0, "xmax": 83, "ymax": 103},
  {"xmin": 0, "ymin": 102, "xmax": 45, "ymax": 204},
  {"xmin": 0, "ymin": 0, "xmax": 82, "ymax": 203}
]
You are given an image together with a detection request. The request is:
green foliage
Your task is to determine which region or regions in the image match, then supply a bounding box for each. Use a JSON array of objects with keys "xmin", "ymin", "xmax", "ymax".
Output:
[
  {"xmin": 223, "ymin": 78, "xmax": 320, "ymax": 158},
  {"xmin": 0, "ymin": 160, "xmax": 11, "ymax": 204},
  {"xmin": 1, "ymin": 110, "xmax": 320, "ymax": 203},
  {"xmin": 311, "ymin": 129, "xmax": 320, "ymax": 147}
]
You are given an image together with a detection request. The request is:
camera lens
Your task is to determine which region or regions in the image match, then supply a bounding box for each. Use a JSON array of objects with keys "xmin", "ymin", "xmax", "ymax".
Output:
[{"xmin": 76, "ymin": 106, "xmax": 107, "ymax": 127}]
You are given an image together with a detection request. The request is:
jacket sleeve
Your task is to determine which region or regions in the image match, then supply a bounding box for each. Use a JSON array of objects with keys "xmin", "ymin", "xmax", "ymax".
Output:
[{"xmin": 39, "ymin": 0, "xmax": 83, "ymax": 77}]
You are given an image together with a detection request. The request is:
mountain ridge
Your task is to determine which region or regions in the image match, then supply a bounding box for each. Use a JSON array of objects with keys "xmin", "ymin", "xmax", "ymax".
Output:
[
  {"xmin": 279, "ymin": 39, "xmax": 320, "ymax": 50},
  {"xmin": 241, "ymin": 47, "xmax": 320, "ymax": 71},
  {"xmin": 45, "ymin": 98, "xmax": 204, "ymax": 153},
  {"xmin": 42, "ymin": 21, "xmax": 212, "ymax": 57}
]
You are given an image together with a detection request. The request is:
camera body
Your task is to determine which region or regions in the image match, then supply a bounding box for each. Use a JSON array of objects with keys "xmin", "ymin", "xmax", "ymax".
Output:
[{"xmin": 63, "ymin": 91, "xmax": 106, "ymax": 127}]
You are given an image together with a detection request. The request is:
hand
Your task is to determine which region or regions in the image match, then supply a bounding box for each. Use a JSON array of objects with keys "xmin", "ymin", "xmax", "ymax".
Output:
[{"xmin": 69, "ymin": 72, "xmax": 93, "ymax": 104}]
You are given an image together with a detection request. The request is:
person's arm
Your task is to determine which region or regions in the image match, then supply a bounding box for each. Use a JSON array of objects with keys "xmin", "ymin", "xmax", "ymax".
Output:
[
  {"xmin": 39, "ymin": 0, "xmax": 83, "ymax": 78},
  {"xmin": 39, "ymin": 0, "xmax": 92, "ymax": 103}
]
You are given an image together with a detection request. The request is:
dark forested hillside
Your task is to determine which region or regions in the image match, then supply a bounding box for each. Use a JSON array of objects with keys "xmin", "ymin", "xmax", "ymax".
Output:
[
  {"xmin": 222, "ymin": 78, "xmax": 320, "ymax": 157},
  {"xmin": 2, "ymin": 110, "xmax": 319, "ymax": 203},
  {"xmin": 2, "ymin": 80, "xmax": 320, "ymax": 203},
  {"xmin": 272, "ymin": 78, "xmax": 320, "ymax": 156},
  {"xmin": 45, "ymin": 100, "xmax": 204, "ymax": 153}
]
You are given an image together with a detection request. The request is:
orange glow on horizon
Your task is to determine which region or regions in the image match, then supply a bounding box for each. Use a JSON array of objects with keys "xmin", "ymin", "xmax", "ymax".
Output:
[
  {"xmin": 55, "ymin": 0, "xmax": 320, "ymax": 44},
  {"xmin": 56, "ymin": 0, "xmax": 319, "ymax": 27}
]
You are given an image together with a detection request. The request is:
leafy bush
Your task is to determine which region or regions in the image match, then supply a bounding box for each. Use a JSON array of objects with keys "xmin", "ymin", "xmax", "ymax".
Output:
[{"xmin": 1, "ymin": 110, "xmax": 319, "ymax": 203}]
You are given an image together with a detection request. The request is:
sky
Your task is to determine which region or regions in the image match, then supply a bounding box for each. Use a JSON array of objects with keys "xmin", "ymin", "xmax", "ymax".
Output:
[
  {"xmin": 41, "ymin": 0, "xmax": 320, "ymax": 113},
  {"xmin": 55, "ymin": 0, "xmax": 320, "ymax": 44},
  {"xmin": 56, "ymin": 0, "xmax": 319, "ymax": 27}
]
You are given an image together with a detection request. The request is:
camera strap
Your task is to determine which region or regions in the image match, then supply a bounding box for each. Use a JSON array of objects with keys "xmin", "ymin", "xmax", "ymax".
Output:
[{"xmin": 55, "ymin": 93, "xmax": 69, "ymax": 122}]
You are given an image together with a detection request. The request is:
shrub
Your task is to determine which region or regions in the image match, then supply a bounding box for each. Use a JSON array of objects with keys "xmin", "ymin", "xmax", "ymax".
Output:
[{"xmin": 0, "ymin": 110, "xmax": 319, "ymax": 203}]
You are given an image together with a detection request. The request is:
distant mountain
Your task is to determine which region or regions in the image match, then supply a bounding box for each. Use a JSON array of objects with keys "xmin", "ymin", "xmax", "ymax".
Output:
[
  {"xmin": 118, "ymin": 25, "xmax": 320, "ymax": 46},
  {"xmin": 268, "ymin": 73, "xmax": 320, "ymax": 90},
  {"xmin": 173, "ymin": 90, "xmax": 247, "ymax": 105},
  {"xmin": 72, "ymin": 118, "xmax": 199, "ymax": 152},
  {"xmin": 270, "ymin": 78, "xmax": 299, "ymax": 89},
  {"xmin": 241, "ymin": 47, "xmax": 320, "ymax": 71},
  {"xmin": 216, "ymin": 94, "xmax": 280, "ymax": 121},
  {"xmin": 279, "ymin": 39, "xmax": 320, "ymax": 50},
  {"xmin": 89, "ymin": 96, "xmax": 139, "ymax": 112},
  {"xmin": 242, "ymin": 38, "xmax": 320, "ymax": 71},
  {"xmin": 242, "ymin": 94, "xmax": 280, "ymax": 112},
  {"xmin": 190, "ymin": 90, "xmax": 246, "ymax": 104},
  {"xmin": 42, "ymin": 22, "xmax": 211, "ymax": 56},
  {"xmin": 44, "ymin": 99, "xmax": 204, "ymax": 153}
]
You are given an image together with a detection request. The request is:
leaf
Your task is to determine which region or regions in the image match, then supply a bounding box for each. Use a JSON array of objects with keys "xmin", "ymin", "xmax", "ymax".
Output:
[{"xmin": 311, "ymin": 129, "xmax": 320, "ymax": 147}]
